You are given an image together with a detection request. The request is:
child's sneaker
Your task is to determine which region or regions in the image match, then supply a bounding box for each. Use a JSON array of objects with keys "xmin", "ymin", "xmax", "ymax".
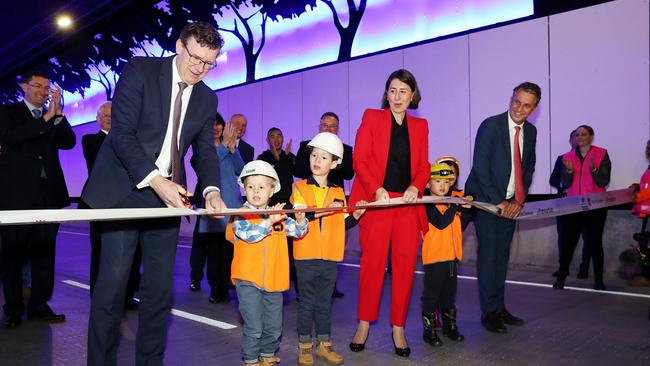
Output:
[
  {"xmin": 298, "ymin": 342, "xmax": 314, "ymax": 365},
  {"xmin": 316, "ymin": 341, "xmax": 344, "ymax": 365}
]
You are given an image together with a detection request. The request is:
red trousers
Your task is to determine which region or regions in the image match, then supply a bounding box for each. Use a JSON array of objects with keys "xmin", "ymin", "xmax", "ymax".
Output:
[{"xmin": 357, "ymin": 198, "xmax": 422, "ymax": 326}]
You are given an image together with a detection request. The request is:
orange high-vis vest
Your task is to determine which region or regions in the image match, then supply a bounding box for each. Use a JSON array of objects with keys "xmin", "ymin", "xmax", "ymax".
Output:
[
  {"xmin": 290, "ymin": 180, "xmax": 346, "ymax": 261},
  {"xmin": 226, "ymin": 214, "xmax": 290, "ymax": 292},
  {"xmin": 421, "ymin": 191, "xmax": 464, "ymax": 265}
]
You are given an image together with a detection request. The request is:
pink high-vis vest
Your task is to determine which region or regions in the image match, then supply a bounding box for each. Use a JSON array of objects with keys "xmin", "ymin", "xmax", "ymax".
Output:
[{"xmin": 563, "ymin": 145, "xmax": 607, "ymax": 196}]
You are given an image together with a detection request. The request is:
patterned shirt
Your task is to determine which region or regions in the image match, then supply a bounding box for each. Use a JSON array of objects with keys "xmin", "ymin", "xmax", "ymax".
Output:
[{"xmin": 232, "ymin": 201, "xmax": 309, "ymax": 243}]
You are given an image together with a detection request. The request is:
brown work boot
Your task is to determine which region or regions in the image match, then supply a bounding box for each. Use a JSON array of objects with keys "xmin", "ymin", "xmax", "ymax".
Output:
[
  {"xmin": 259, "ymin": 355, "xmax": 281, "ymax": 366},
  {"xmin": 316, "ymin": 341, "xmax": 344, "ymax": 365},
  {"xmin": 298, "ymin": 342, "xmax": 314, "ymax": 365}
]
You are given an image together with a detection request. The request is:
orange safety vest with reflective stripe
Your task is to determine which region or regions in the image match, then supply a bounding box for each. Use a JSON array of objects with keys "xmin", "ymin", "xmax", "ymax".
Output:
[
  {"xmin": 226, "ymin": 214, "xmax": 290, "ymax": 292},
  {"xmin": 290, "ymin": 180, "xmax": 346, "ymax": 261},
  {"xmin": 421, "ymin": 191, "xmax": 464, "ymax": 265}
]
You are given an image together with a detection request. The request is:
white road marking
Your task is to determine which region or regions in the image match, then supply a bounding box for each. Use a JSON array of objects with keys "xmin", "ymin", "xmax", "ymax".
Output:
[{"xmin": 61, "ymin": 280, "xmax": 237, "ymax": 329}]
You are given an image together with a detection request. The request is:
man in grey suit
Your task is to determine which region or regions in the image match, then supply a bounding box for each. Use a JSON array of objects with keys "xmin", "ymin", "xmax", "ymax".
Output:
[
  {"xmin": 82, "ymin": 22, "xmax": 226, "ymax": 365},
  {"xmin": 465, "ymin": 82, "xmax": 540, "ymax": 334}
]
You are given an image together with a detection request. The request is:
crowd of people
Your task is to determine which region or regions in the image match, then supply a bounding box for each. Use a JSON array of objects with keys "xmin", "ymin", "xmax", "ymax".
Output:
[{"xmin": 0, "ymin": 20, "xmax": 643, "ymax": 366}]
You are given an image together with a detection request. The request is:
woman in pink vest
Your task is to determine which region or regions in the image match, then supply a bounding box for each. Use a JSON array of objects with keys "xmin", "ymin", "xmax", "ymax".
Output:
[{"xmin": 553, "ymin": 125, "xmax": 611, "ymax": 290}]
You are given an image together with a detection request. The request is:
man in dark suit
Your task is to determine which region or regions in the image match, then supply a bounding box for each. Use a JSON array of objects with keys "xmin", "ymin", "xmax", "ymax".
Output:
[
  {"xmin": 294, "ymin": 111, "xmax": 354, "ymax": 298},
  {"xmin": 81, "ymin": 22, "xmax": 226, "ymax": 365},
  {"xmin": 465, "ymin": 82, "xmax": 540, "ymax": 334},
  {"xmin": 81, "ymin": 102, "xmax": 141, "ymax": 308},
  {"xmin": 230, "ymin": 113, "xmax": 254, "ymax": 164},
  {"xmin": 294, "ymin": 112, "xmax": 354, "ymax": 188},
  {"xmin": 0, "ymin": 70, "xmax": 75, "ymax": 328}
]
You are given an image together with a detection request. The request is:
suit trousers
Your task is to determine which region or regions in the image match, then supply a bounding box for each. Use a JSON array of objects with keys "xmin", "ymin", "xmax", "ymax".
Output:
[
  {"xmin": 87, "ymin": 188, "xmax": 180, "ymax": 366},
  {"xmin": 89, "ymin": 220, "xmax": 142, "ymax": 304},
  {"xmin": 1, "ymin": 178, "xmax": 59, "ymax": 318},
  {"xmin": 358, "ymin": 198, "xmax": 421, "ymax": 326},
  {"xmin": 474, "ymin": 210, "xmax": 516, "ymax": 313},
  {"xmin": 189, "ymin": 230, "xmax": 233, "ymax": 296}
]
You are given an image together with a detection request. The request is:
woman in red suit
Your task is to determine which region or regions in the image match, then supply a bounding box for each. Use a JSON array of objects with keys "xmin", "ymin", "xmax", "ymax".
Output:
[{"xmin": 348, "ymin": 69, "xmax": 430, "ymax": 357}]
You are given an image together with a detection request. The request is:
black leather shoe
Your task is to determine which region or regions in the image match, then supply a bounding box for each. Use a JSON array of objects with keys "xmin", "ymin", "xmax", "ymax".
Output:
[
  {"xmin": 391, "ymin": 333, "xmax": 410, "ymax": 357},
  {"xmin": 189, "ymin": 280, "xmax": 201, "ymax": 292},
  {"xmin": 209, "ymin": 292, "xmax": 231, "ymax": 303},
  {"xmin": 553, "ymin": 275, "xmax": 566, "ymax": 290},
  {"xmin": 28, "ymin": 312, "xmax": 66, "ymax": 323},
  {"xmin": 594, "ymin": 281, "xmax": 606, "ymax": 291},
  {"xmin": 481, "ymin": 312, "xmax": 507, "ymax": 333},
  {"xmin": 498, "ymin": 308, "xmax": 524, "ymax": 326},
  {"xmin": 332, "ymin": 288, "xmax": 344, "ymax": 298},
  {"xmin": 4, "ymin": 316, "xmax": 21, "ymax": 328},
  {"xmin": 423, "ymin": 330, "xmax": 442, "ymax": 347},
  {"xmin": 349, "ymin": 328, "xmax": 369, "ymax": 352}
]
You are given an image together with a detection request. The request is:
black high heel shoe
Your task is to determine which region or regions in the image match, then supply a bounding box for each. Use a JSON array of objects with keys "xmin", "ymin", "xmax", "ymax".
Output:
[
  {"xmin": 349, "ymin": 328, "xmax": 369, "ymax": 352},
  {"xmin": 391, "ymin": 332, "xmax": 411, "ymax": 357}
]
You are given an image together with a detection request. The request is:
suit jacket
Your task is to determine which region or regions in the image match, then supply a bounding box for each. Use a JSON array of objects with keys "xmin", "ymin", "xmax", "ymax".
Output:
[
  {"xmin": 238, "ymin": 139, "xmax": 254, "ymax": 164},
  {"xmin": 349, "ymin": 108, "xmax": 430, "ymax": 215},
  {"xmin": 465, "ymin": 112, "xmax": 537, "ymax": 204},
  {"xmin": 294, "ymin": 140, "xmax": 354, "ymax": 188},
  {"xmin": 0, "ymin": 102, "xmax": 76, "ymax": 209},
  {"xmin": 81, "ymin": 131, "xmax": 107, "ymax": 175},
  {"xmin": 81, "ymin": 56, "xmax": 219, "ymax": 209}
]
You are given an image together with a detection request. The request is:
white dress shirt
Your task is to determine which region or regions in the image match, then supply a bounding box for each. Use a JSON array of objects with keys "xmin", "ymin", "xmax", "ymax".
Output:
[
  {"xmin": 505, "ymin": 112, "xmax": 524, "ymax": 200},
  {"xmin": 137, "ymin": 56, "xmax": 194, "ymax": 189}
]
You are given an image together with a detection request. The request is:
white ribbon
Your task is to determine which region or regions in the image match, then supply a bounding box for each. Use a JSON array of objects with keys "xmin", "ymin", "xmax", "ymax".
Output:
[{"xmin": 0, "ymin": 189, "xmax": 634, "ymax": 225}]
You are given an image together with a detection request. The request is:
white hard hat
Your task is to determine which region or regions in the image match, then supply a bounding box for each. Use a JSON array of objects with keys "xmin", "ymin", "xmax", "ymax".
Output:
[
  {"xmin": 238, "ymin": 160, "xmax": 281, "ymax": 193},
  {"xmin": 307, "ymin": 132, "xmax": 344, "ymax": 163}
]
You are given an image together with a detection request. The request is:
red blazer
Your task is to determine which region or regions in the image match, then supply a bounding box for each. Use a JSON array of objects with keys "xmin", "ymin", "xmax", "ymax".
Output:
[{"xmin": 350, "ymin": 108, "xmax": 430, "ymax": 230}]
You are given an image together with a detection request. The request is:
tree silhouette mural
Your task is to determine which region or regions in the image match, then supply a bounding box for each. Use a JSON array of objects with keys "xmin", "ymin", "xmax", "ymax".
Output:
[
  {"xmin": 320, "ymin": 0, "xmax": 367, "ymax": 62},
  {"xmin": 157, "ymin": 0, "xmax": 316, "ymax": 82}
]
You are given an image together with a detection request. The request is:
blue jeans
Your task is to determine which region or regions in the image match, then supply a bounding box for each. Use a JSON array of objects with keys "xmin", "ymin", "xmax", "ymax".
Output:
[{"xmin": 235, "ymin": 280, "xmax": 283, "ymax": 363}]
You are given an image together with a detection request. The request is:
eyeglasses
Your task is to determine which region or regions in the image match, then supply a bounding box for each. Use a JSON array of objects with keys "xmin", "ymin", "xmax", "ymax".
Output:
[
  {"xmin": 28, "ymin": 83, "xmax": 51, "ymax": 92},
  {"xmin": 184, "ymin": 45, "xmax": 216, "ymax": 70},
  {"xmin": 319, "ymin": 123, "xmax": 338, "ymax": 130}
]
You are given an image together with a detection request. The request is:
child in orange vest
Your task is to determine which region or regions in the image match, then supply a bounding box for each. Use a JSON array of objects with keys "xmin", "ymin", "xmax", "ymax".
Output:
[
  {"xmin": 290, "ymin": 132, "xmax": 366, "ymax": 366},
  {"xmin": 226, "ymin": 160, "xmax": 309, "ymax": 366},
  {"xmin": 421, "ymin": 163, "xmax": 473, "ymax": 347}
]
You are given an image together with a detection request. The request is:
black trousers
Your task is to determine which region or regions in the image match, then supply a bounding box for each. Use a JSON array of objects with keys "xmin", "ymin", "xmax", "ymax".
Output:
[
  {"xmin": 89, "ymin": 220, "xmax": 142, "ymax": 303},
  {"xmin": 1, "ymin": 179, "xmax": 60, "ymax": 318},
  {"xmin": 189, "ymin": 230, "xmax": 233, "ymax": 296},
  {"xmin": 422, "ymin": 260, "xmax": 458, "ymax": 313},
  {"xmin": 557, "ymin": 209, "xmax": 608, "ymax": 282},
  {"xmin": 87, "ymin": 189, "xmax": 180, "ymax": 366},
  {"xmin": 556, "ymin": 215, "xmax": 591, "ymax": 273}
]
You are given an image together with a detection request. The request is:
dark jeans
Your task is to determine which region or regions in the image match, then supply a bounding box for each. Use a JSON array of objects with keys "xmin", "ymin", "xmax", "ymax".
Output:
[
  {"xmin": 422, "ymin": 260, "xmax": 458, "ymax": 313},
  {"xmin": 557, "ymin": 209, "xmax": 608, "ymax": 282},
  {"xmin": 87, "ymin": 189, "xmax": 180, "ymax": 366},
  {"xmin": 556, "ymin": 215, "xmax": 591, "ymax": 274},
  {"xmin": 295, "ymin": 259, "xmax": 337, "ymax": 342},
  {"xmin": 189, "ymin": 231, "xmax": 233, "ymax": 296}
]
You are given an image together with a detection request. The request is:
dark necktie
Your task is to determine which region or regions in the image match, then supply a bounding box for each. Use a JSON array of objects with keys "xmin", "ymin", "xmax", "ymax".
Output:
[
  {"xmin": 33, "ymin": 109, "xmax": 42, "ymax": 118},
  {"xmin": 513, "ymin": 125, "xmax": 525, "ymax": 204},
  {"xmin": 170, "ymin": 82, "xmax": 188, "ymax": 184}
]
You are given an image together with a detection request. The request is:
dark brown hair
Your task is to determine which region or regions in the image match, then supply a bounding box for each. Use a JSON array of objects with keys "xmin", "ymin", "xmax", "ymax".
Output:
[
  {"xmin": 179, "ymin": 21, "xmax": 224, "ymax": 50},
  {"xmin": 512, "ymin": 82, "xmax": 542, "ymax": 106},
  {"xmin": 381, "ymin": 69, "xmax": 421, "ymax": 110}
]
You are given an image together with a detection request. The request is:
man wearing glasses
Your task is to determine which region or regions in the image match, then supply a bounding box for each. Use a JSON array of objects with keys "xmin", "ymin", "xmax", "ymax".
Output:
[
  {"xmin": 0, "ymin": 71, "xmax": 75, "ymax": 328},
  {"xmin": 294, "ymin": 112, "xmax": 354, "ymax": 298},
  {"xmin": 82, "ymin": 22, "xmax": 226, "ymax": 365}
]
